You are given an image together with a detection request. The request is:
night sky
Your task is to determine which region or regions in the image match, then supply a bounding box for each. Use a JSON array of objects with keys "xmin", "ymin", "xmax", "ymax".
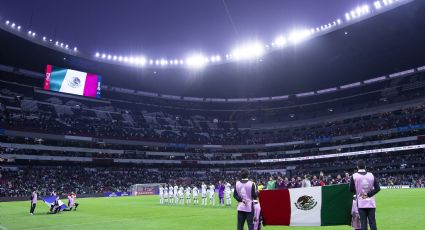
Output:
[{"xmin": 1, "ymin": 0, "xmax": 374, "ymax": 59}]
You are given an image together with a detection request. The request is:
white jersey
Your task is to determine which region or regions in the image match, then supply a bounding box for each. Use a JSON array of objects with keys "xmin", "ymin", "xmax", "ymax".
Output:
[
  {"xmin": 159, "ymin": 187, "xmax": 164, "ymax": 196},
  {"xmin": 174, "ymin": 186, "xmax": 178, "ymax": 196},
  {"xmin": 168, "ymin": 187, "xmax": 173, "ymax": 196},
  {"xmin": 224, "ymin": 183, "xmax": 231, "ymax": 198},
  {"xmin": 185, "ymin": 188, "xmax": 191, "ymax": 198},
  {"xmin": 209, "ymin": 185, "xmax": 215, "ymax": 198},
  {"xmin": 192, "ymin": 187, "xmax": 199, "ymax": 197},
  {"xmin": 164, "ymin": 187, "xmax": 168, "ymax": 198},
  {"xmin": 179, "ymin": 187, "xmax": 184, "ymax": 198},
  {"xmin": 201, "ymin": 184, "xmax": 207, "ymax": 197}
]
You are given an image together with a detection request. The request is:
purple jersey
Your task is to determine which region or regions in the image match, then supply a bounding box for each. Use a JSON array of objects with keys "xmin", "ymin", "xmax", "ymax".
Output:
[
  {"xmin": 236, "ymin": 181, "xmax": 253, "ymax": 212},
  {"xmin": 218, "ymin": 184, "xmax": 225, "ymax": 198},
  {"xmin": 353, "ymin": 172, "xmax": 376, "ymax": 208},
  {"xmin": 312, "ymin": 179, "xmax": 320, "ymax": 187}
]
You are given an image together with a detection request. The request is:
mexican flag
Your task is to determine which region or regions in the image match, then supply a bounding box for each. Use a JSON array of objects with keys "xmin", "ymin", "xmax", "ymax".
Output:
[{"xmin": 259, "ymin": 184, "xmax": 353, "ymax": 226}]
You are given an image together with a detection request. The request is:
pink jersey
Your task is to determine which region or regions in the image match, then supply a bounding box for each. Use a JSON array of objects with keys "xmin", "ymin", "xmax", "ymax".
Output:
[
  {"xmin": 353, "ymin": 172, "xmax": 376, "ymax": 208},
  {"xmin": 31, "ymin": 192, "xmax": 37, "ymax": 204},
  {"xmin": 351, "ymin": 199, "xmax": 361, "ymax": 229},
  {"xmin": 253, "ymin": 202, "xmax": 261, "ymax": 230},
  {"xmin": 236, "ymin": 181, "xmax": 253, "ymax": 212},
  {"xmin": 68, "ymin": 195, "xmax": 75, "ymax": 207}
]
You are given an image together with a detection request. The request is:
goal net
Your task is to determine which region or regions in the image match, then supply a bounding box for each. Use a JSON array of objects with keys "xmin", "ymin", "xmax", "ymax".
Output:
[{"xmin": 130, "ymin": 183, "xmax": 165, "ymax": 196}]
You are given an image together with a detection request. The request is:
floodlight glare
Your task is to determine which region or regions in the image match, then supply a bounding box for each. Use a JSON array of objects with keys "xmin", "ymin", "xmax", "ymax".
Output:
[
  {"xmin": 119, "ymin": 56, "xmax": 123, "ymax": 62},
  {"xmin": 107, "ymin": 55, "xmax": 112, "ymax": 60},
  {"xmin": 231, "ymin": 42, "xmax": 265, "ymax": 60},
  {"xmin": 73, "ymin": 47, "xmax": 78, "ymax": 52},
  {"xmin": 17, "ymin": 26, "xmax": 21, "ymax": 30},
  {"xmin": 288, "ymin": 30, "xmax": 311, "ymax": 44},
  {"xmin": 95, "ymin": 52, "xmax": 100, "ymax": 57},
  {"xmin": 5, "ymin": 21, "xmax": 10, "ymax": 25},
  {"xmin": 102, "ymin": 54, "xmax": 106, "ymax": 59},
  {"xmin": 374, "ymin": 1, "xmax": 382, "ymax": 9},
  {"xmin": 274, "ymin": 36, "xmax": 287, "ymax": 47},
  {"xmin": 113, "ymin": 56, "xmax": 118, "ymax": 61},
  {"xmin": 11, "ymin": 23, "xmax": 15, "ymax": 28},
  {"xmin": 186, "ymin": 54, "xmax": 207, "ymax": 68}
]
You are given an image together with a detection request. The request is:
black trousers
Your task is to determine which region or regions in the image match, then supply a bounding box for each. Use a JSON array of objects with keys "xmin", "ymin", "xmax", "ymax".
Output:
[
  {"xmin": 358, "ymin": 208, "xmax": 377, "ymax": 230},
  {"xmin": 237, "ymin": 211, "xmax": 254, "ymax": 230},
  {"xmin": 30, "ymin": 203, "xmax": 36, "ymax": 214}
]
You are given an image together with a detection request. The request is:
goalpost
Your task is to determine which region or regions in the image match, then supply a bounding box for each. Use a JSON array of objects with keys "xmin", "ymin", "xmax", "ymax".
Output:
[{"xmin": 130, "ymin": 183, "xmax": 165, "ymax": 196}]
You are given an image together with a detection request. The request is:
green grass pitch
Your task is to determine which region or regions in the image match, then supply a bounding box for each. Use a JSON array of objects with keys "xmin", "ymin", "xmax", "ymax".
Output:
[{"xmin": 0, "ymin": 189, "xmax": 423, "ymax": 230}]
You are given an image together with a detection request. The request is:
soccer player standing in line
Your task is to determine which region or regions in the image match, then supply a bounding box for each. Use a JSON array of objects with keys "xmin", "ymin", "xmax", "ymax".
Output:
[
  {"xmin": 168, "ymin": 185, "xmax": 174, "ymax": 205},
  {"xmin": 350, "ymin": 160, "xmax": 381, "ymax": 230},
  {"xmin": 218, "ymin": 181, "xmax": 225, "ymax": 206},
  {"xmin": 225, "ymin": 182, "xmax": 232, "ymax": 206},
  {"xmin": 192, "ymin": 185, "xmax": 199, "ymax": 205},
  {"xmin": 30, "ymin": 190, "xmax": 37, "ymax": 215},
  {"xmin": 209, "ymin": 183, "xmax": 215, "ymax": 206},
  {"xmin": 174, "ymin": 184, "xmax": 179, "ymax": 204},
  {"xmin": 234, "ymin": 168, "xmax": 258, "ymax": 230},
  {"xmin": 159, "ymin": 185, "xmax": 164, "ymax": 204},
  {"xmin": 201, "ymin": 182, "xmax": 207, "ymax": 206}
]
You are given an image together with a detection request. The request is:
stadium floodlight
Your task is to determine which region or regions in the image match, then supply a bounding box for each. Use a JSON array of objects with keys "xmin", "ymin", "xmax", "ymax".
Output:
[
  {"xmin": 149, "ymin": 59, "xmax": 154, "ymax": 65},
  {"xmin": 73, "ymin": 47, "xmax": 77, "ymax": 52},
  {"xmin": 179, "ymin": 60, "xmax": 184, "ymax": 65},
  {"xmin": 28, "ymin": 30, "xmax": 32, "ymax": 35},
  {"xmin": 136, "ymin": 57, "xmax": 147, "ymax": 66},
  {"xmin": 288, "ymin": 30, "xmax": 311, "ymax": 44},
  {"xmin": 11, "ymin": 23, "xmax": 15, "ymax": 28},
  {"xmin": 231, "ymin": 42, "xmax": 265, "ymax": 61},
  {"xmin": 362, "ymin": 4, "xmax": 370, "ymax": 13},
  {"xmin": 160, "ymin": 59, "xmax": 168, "ymax": 66},
  {"xmin": 60, "ymin": 43, "xmax": 64, "ymax": 47},
  {"xmin": 65, "ymin": 44, "xmax": 69, "ymax": 49},
  {"xmin": 5, "ymin": 20, "xmax": 10, "ymax": 25},
  {"xmin": 107, "ymin": 55, "xmax": 112, "ymax": 60},
  {"xmin": 374, "ymin": 1, "xmax": 382, "ymax": 9},
  {"xmin": 102, "ymin": 53, "xmax": 106, "ymax": 59},
  {"xmin": 155, "ymin": 60, "xmax": 160, "ymax": 65},
  {"xmin": 113, "ymin": 55, "xmax": 118, "ymax": 61},
  {"xmin": 345, "ymin": 13, "xmax": 351, "ymax": 21},
  {"xmin": 274, "ymin": 36, "xmax": 287, "ymax": 47},
  {"xmin": 186, "ymin": 54, "xmax": 207, "ymax": 68},
  {"xmin": 123, "ymin": 57, "xmax": 129, "ymax": 62},
  {"xmin": 118, "ymin": 56, "xmax": 123, "ymax": 62},
  {"xmin": 17, "ymin": 26, "xmax": 21, "ymax": 30},
  {"xmin": 337, "ymin": 19, "xmax": 342, "ymax": 24},
  {"xmin": 95, "ymin": 52, "xmax": 100, "ymax": 57},
  {"xmin": 174, "ymin": 59, "xmax": 178, "ymax": 65},
  {"xmin": 43, "ymin": 37, "xmax": 46, "ymax": 41},
  {"xmin": 32, "ymin": 32, "xmax": 36, "ymax": 37}
]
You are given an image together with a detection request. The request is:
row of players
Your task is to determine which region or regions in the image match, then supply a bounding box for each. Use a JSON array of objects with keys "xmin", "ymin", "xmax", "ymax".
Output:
[{"xmin": 159, "ymin": 181, "xmax": 233, "ymax": 206}]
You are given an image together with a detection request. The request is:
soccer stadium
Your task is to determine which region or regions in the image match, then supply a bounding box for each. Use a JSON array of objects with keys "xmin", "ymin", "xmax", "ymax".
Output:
[{"xmin": 0, "ymin": 0, "xmax": 424, "ymax": 229}]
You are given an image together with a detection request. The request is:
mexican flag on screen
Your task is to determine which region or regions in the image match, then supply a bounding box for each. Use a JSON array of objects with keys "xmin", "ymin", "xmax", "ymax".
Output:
[{"xmin": 259, "ymin": 184, "xmax": 353, "ymax": 226}]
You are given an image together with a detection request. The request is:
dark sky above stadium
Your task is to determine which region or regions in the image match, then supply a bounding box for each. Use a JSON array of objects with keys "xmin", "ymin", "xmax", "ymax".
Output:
[{"xmin": 1, "ymin": 0, "xmax": 375, "ymax": 59}]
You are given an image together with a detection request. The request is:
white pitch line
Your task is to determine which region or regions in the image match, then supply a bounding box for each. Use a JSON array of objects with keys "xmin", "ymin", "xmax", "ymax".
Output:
[
  {"xmin": 25, "ymin": 218, "xmax": 137, "ymax": 230},
  {"xmin": 0, "ymin": 225, "xmax": 9, "ymax": 230}
]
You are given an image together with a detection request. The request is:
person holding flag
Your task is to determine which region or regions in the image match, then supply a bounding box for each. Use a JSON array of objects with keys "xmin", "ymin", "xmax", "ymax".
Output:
[
  {"xmin": 234, "ymin": 168, "xmax": 258, "ymax": 230},
  {"xmin": 66, "ymin": 192, "xmax": 79, "ymax": 211},
  {"xmin": 30, "ymin": 190, "xmax": 37, "ymax": 215}
]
